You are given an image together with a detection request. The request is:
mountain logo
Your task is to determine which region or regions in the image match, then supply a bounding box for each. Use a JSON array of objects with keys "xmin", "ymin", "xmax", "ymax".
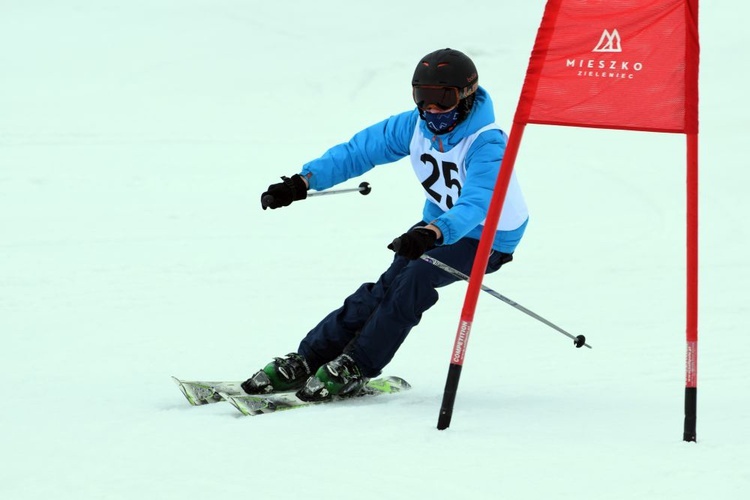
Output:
[{"xmin": 593, "ymin": 29, "xmax": 622, "ymax": 53}]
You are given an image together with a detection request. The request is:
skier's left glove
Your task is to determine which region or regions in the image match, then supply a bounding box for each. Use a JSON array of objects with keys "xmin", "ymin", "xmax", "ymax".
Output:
[
  {"xmin": 388, "ymin": 227, "xmax": 437, "ymax": 260},
  {"xmin": 261, "ymin": 174, "xmax": 308, "ymax": 210}
]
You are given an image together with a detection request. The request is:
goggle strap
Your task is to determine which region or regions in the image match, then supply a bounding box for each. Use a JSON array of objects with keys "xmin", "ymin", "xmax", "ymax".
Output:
[{"xmin": 458, "ymin": 83, "xmax": 479, "ymax": 100}]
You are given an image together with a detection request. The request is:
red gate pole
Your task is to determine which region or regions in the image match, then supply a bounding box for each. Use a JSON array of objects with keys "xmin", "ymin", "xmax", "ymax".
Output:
[
  {"xmin": 437, "ymin": 122, "xmax": 527, "ymax": 430},
  {"xmin": 683, "ymin": 132, "xmax": 699, "ymax": 442}
]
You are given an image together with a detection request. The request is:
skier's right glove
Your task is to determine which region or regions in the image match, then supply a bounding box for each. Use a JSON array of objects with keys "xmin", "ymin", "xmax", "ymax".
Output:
[
  {"xmin": 261, "ymin": 174, "xmax": 308, "ymax": 210},
  {"xmin": 388, "ymin": 227, "xmax": 437, "ymax": 260}
]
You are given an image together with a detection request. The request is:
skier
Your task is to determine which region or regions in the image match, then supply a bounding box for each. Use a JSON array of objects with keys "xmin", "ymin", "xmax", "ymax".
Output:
[{"xmin": 243, "ymin": 48, "xmax": 529, "ymax": 401}]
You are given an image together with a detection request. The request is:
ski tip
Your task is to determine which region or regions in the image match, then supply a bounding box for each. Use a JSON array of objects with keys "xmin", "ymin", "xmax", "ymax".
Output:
[
  {"xmin": 173, "ymin": 377, "xmax": 201, "ymax": 406},
  {"xmin": 219, "ymin": 393, "xmax": 246, "ymax": 415},
  {"xmin": 216, "ymin": 391, "xmax": 234, "ymax": 403},
  {"xmin": 221, "ymin": 393, "xmax": 268, "ymax": 417}
]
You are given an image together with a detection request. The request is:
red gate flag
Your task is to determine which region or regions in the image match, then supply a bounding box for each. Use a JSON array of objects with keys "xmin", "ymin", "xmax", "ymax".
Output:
[
  {"xmin": 515, "ymin": 0, "xmax": 699, "ymax": 133},
  {"xmin": 437, "ymin": 0, "xmax": 700, "ymax": 441}
]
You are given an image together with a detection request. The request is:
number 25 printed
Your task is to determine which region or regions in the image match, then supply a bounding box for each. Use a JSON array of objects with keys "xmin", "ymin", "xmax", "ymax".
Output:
[{"xmin": 420, "ymin": 154, "xmax": 461, "ymax": 209}]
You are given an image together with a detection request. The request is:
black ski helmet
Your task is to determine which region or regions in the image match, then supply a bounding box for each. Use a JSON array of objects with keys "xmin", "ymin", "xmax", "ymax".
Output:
[{"xmin": 412, "ymin": 48, "xmax": 478, "ymax": 100}]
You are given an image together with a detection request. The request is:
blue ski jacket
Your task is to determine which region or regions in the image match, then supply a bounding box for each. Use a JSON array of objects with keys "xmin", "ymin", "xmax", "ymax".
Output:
[{"xmin": 299, "ymin": 87, "xmax": 528, "ymax": 253}]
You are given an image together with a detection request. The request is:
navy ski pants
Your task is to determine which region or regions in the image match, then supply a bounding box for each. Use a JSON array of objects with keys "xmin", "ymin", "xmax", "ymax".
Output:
[{"xmin": 298, "ymin": 232, "xmax": 513, "ymax": 377}]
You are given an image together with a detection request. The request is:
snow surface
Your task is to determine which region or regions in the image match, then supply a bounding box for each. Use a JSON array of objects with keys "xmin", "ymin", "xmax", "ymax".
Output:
[{"xmin": 1, "ymin": 1, "xmax": 748, "ymax": 499}]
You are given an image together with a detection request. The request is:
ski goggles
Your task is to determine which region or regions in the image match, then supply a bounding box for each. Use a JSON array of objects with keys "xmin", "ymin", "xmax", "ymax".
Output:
[{"xmin": 412, "ymin": 86, "xmax": 460, "ymax": 111}]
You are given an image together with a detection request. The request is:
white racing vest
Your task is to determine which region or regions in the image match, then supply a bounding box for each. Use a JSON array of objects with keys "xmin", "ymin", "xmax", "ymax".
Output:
[{"xmin": 409, "ymin": 123, "xmax": 528, "ymax": 231}]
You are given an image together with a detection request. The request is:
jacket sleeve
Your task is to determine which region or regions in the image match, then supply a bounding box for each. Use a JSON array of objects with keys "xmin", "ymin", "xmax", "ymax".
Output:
[
  {"xmin": 299, "ymin": 110, "xmax": 419, "ymax": 191},
  {"xmin": 428, "ymin": 129, "xmax": 507, "ymax": 245}
]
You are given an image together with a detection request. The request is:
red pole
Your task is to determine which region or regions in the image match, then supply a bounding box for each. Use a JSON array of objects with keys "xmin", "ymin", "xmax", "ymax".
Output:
[
  {"xmin": 437, "ymin": 122, "xmax": 527, "ymax": 430},
  {"xmin": 683, "ymin": 132, "xmax": 699, "ymax": 441}
]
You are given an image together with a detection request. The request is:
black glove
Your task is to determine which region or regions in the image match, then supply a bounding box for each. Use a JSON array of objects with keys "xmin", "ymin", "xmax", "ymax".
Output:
[
  {"xmin": 261, "ymin": 174, "xmax": 308, "ymax": 210},
  {"xmin": 387, "ymin": 227, "xmax": 437, "ymax": 260}
]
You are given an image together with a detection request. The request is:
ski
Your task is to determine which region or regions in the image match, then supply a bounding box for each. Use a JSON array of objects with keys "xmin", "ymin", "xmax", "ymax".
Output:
[
  {"xmin": 172, "ymin": 377, "xmax": 244, "ymax": 406},
  {"xmin": 172, "ymin": 376, "xmax": 411, "ymax": 416},
  {"xmin": 223, "ymin": 376, "xmax": 410, "ymax": 416}
]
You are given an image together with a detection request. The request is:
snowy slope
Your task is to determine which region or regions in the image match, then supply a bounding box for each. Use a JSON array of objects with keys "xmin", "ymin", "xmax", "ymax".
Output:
[{"xmin": 1, "ymin": 1, "xmax": 748, "ymax": 499}]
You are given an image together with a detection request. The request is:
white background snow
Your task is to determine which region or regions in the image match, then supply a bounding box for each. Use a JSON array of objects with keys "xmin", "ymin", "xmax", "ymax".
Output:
[{"xmin": 1, "ymin": 1, "xmax": 748, "ymax": 498}]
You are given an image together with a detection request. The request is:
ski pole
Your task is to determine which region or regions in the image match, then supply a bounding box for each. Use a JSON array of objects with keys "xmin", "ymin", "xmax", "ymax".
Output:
[
  {"xmin": 309, "ymin": 181, "xmax": 371, "ymax": 198},
  {"xmin": 262, "ymin": 181, "xmax": 371, "ymax": 208},
  {"xmin": 420, "ymin": 254, "xmax": 591, "ymax": 349}
]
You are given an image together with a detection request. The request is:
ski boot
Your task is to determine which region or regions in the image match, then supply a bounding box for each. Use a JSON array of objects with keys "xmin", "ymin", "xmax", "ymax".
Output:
[
  {"xmin": 296, "ymin": 354, "xmax": 368, "ymax": 402},
  {"xmin": 241, "ymin": 353, "xmax": 311, "ymax": 394}
]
